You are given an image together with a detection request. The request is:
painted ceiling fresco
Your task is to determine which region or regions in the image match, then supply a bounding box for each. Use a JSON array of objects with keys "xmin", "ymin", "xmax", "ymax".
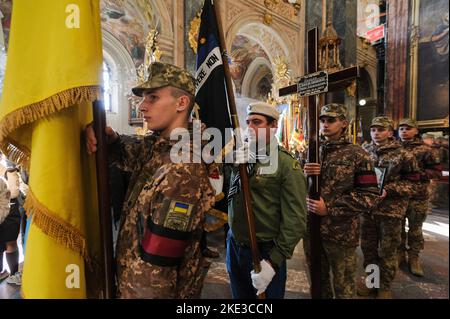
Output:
[
  {"xmin": 230, "ymin": 35, "xmax": 271, "ymax": 95},
  {"xmin": 101, "ymin": 0, "xmax": 157, "ymax": 67}
]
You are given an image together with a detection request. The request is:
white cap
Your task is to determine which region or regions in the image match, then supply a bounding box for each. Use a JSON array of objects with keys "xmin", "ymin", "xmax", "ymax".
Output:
[{"xmin": 247, "ymin": 102, "xmax": 280, "ymax": 121}]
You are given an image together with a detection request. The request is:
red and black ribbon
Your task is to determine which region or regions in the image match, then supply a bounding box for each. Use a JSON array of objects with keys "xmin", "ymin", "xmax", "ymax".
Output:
[{"xmin": 140, "ymin": 219, "xmax": 192, "ymax": 267}]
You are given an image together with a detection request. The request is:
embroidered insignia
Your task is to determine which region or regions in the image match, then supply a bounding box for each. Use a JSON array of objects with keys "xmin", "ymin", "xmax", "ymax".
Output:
[
  {"xmin": 173, "ymin": 202, "xmax": 189, "ymax": 214},
  {"xmin": 164, "ymin": 201, "xmax": 193, "ymax": 231}
]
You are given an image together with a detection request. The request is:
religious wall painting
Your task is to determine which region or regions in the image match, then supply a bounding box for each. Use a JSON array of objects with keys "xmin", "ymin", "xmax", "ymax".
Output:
[
  {"xmin": 246, "ymin": 67, "xmax": 273, "ymax": 102},
  {"xmin": 230, "ymin": 35, "xmax": 271, "ymax": 94},
  {"xmin": 256, "ymin": 75, "xmax": 273, "ymax": 101},
  {"xmin": 128, "ymin": 94, "xmax": 144, "ymax": 125},
  {"xmin": 101, "ymin": 0, "xmax": 155, "ymax": 68},
  {"xmin": 411, "ymin": 0, "xmax": 449, "ymax": 127}
]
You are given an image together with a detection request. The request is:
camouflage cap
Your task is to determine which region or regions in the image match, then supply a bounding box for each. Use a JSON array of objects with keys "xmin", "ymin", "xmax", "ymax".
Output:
[
  {"xmin": 132, "ymin": 62, "xmax": 196, "ymax": 97},
  {"xmin": 319, "ymin": 103, "xmax": 348, "ymax": 119},
  {"xmin": 399, "ymin": 118, "xmax": 418, "ymax": 128},
  {"xmin": 422, "ymin": 133, "xmax": 435, "ymax": 140},
  {"xmin": 370, "ymin": 116, "xmax": 394, "ymax": 129},
  {"xmin": 247, "ymin": 102, "xmax": 280, "ymax": 121}
]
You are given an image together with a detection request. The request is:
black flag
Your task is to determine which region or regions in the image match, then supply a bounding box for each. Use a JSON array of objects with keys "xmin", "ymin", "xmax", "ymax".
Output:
[{"xmin": 195, "ymin": 0, "xmax": 233, "ymax": 154}]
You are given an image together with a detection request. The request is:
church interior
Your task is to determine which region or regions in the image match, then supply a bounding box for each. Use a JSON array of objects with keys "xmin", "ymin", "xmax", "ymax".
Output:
[{"xmin": 0, "ymin": 0, "xmax": 448, "ymax": 300}]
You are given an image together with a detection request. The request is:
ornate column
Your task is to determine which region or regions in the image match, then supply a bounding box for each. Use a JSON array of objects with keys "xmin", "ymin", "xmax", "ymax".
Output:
[{"xmin": 385, "ymin": 0, "xmax": 410, "ymax": 126}]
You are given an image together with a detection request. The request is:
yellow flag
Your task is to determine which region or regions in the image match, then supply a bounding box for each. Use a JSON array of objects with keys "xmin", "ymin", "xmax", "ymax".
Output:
[{"xmin": 0, "ymin": 0, "xmax": 103, "ymax": 298}]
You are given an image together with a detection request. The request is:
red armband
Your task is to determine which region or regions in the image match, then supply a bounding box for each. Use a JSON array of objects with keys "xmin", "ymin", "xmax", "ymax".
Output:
[{"xmin": 140, "ymin": 219, "xmax": 192, "ymax": 266}]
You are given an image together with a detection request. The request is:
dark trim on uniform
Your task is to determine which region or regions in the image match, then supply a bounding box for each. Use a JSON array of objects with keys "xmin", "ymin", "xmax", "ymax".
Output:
[
  {"xmin": 139, "ymin": 219, "xmax": 192, "ymax": 267},
  {"xmin": 355, "ymin": 171, "xmax": 378, "ymax": 187},
  {"xmin": 426, "ymin": 164, "xmax": 443, "ymax": 171},
  {"xmin": 140, "ymin": 246, "xmax": 183, "ymax": 266},
  {"xmin": 404, "ymin": 173, "xmax": 421, "ymax": 181},
  {"xmin": 147, "ymin": 219, "xmax": 192, "ymax": 241}
]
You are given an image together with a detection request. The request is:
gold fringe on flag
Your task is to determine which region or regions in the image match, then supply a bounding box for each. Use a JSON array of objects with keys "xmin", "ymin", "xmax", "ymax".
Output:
[
  {"xmin": 0, "ymin": 138, "xmax": 31, "ymax": 169},
  {"xmin": 0, "ymin": 86, "xmax": 101, "ymax": 167},
  {"xmin": 23, "ymin": 189, "xmax": 89, "ymax": 263}
]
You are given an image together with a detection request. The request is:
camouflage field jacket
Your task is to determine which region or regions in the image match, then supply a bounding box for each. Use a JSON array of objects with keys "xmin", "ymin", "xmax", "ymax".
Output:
[
  {"xmin": 363, "ymin": 139, "xmax": 421, "ymax": 218},
  {"xmin": 401, "ymin": 138, "xmax": 442, "ymax": 199},
  {"xmin": 318, "ymin": 137, "xmax": 379, "ymax": 247},
  {"xmin": 110, "ymin": 132, "xmax": 215, "ymax": 299}
]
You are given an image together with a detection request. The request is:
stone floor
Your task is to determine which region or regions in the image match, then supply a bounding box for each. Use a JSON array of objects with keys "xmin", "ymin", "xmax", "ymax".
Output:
[
  {"xmin": 200, "ymin": 209, "xmax": 449, "ymax": 299},
  {"xmin": 1, "ymin": 209, "xmax": 448, "ymax": 299}
]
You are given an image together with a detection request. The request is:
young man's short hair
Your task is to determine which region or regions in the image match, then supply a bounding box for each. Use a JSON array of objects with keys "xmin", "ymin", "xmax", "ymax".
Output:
[{"xmin": 170, "ymin": 87, "xmax": 195, "ymax": 114}]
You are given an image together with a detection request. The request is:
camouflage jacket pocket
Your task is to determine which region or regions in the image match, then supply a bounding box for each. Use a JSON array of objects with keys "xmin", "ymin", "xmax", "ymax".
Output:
[
  {"xmin": 322, "ymin": 161, "xmax": 354, "ymax": 196},
  {"xmin": 321, "ymin": 215, "xmax": 360, "ymax": 247}
]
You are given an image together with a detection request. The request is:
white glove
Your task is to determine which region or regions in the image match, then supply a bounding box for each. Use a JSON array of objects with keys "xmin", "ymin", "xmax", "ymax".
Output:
[
  {"xmin": 250, "ymin": 259, "xmax": 276, "ymax": 295},
  {"xmin": 208, "ymin": 169, "xmax": 224, "ymax": 196}
]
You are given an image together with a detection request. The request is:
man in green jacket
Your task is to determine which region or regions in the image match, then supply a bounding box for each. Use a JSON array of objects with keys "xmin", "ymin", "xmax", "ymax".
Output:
[{"xmin": 226, "ymin": 102, "xmax": 307, "ymax": 299}]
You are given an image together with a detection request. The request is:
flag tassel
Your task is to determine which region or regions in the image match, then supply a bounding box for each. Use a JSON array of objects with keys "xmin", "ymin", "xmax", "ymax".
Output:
[
  {"xmin": 0, "ymin": 85, "xmax": 101, "ymax": 160},
  {"xmin": 23, "ymin": 189, "xmax": 89, "ymax": 262}
]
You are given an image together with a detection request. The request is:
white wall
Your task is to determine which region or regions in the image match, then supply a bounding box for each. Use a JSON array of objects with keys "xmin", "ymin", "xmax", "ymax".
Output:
[{"xmin": 102, "ymin": 30, "xmax": 139, "ymax": 135}]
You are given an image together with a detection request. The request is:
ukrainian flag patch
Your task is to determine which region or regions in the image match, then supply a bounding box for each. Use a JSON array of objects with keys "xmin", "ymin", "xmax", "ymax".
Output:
[
  {"xmin": 173, "ymin": 202, "xmax": 189, "ymax": 214},
  {"xmin": 164, "ymin": 200, "xmax": 194, "ymax": 231}
]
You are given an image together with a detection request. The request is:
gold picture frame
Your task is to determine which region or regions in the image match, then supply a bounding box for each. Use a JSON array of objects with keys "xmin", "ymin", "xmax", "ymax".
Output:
[{"xmin": 409, "ymin": 0, "xmax": 449, "ymax": 128}]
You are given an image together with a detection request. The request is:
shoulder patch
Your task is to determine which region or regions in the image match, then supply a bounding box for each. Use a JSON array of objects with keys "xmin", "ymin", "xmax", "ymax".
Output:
[{"xmin": 163, "ymin": 200, "xmax": 194, "ymax": 231}]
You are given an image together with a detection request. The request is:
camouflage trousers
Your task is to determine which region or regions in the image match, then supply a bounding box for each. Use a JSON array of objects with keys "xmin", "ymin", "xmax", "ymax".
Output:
[
  {"xmin": 399, "ymin": 199, "xmax": 429, "ymax": 257},
  {"xmin": 303, "ymin": 239, "xmax": 357, "ymax": 299},
  {"xmin": 361, "ymin": 214, "xmax": 402, "ymax": 290},
  {"xmin": 428, "ymin": 180, "xmax": 438, "ymax": 206}
]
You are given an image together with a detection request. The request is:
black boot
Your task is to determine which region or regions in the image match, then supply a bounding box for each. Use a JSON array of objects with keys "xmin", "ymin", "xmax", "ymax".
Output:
[{"xmin": 6, "ymin": 250, "xmax": 19, "ymax": 275}]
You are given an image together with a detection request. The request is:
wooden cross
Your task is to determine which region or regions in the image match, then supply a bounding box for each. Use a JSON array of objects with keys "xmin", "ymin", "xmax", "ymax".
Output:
[{"xmin": 279, "ymin": 28, "xmax": 358, "ymax": 299}]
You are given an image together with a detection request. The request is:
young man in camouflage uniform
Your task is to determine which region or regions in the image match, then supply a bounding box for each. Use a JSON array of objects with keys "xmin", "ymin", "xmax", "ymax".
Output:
[
  {"xmin": 434, "ymin": 136, "xmax": 449, "ymax": 209},
  {"xmin": 227, "ymin": 102, "xmax": 307, "ymax": 299},
  {"xmin": 303, "ymin": 103, "xmax": 379, "ymax": 299},
  {"xmin": 360, "ymin": 116, "xmax": 421, "ymax": 299},
  {"xmin": 422, "ymin": 133, "xmax": 440, "ymax": 208},
  {"xmin": 398, "ymin": 118, "xmax": 442, "ymax": 276},
  {"xmin": 86, "ymin": 62, "xmax": 215, "ymax": 298},
  {"xmin": 422, "ymin": 133, "xmax": 435, "ymax": 147}
]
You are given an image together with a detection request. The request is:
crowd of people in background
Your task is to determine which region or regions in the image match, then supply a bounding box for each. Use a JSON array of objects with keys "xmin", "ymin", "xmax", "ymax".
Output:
[{"xmin": 0, "ymin": 152, "xmax": 28, "ymax": 287}]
